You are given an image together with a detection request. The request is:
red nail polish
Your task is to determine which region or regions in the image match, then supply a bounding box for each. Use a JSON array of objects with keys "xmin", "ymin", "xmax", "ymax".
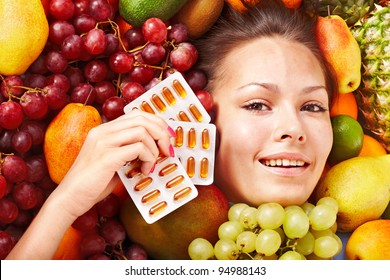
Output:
[
  {"xmin": 167, "ymin": 126, "xmax": 176, "ymax": 137},
  {"xmin": 169, "ymin": 144, "xmax": 175, "ymax": 157},
  {"xmin": 149, "ymin": 163, "xmax": 156, "ymax": 174}
]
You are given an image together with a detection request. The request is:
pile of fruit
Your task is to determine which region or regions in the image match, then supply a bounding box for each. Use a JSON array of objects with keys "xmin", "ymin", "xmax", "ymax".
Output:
[{"xmin": 0, "ymin": 0, "xmax": 390, "ymax": 260}]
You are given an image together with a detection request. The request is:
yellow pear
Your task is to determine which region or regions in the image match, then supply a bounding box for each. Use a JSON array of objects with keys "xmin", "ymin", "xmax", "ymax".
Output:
[
  {"xmin": 0, "ymin": 0, "xmax": 49, "ymax": 75},
  {"xmin": 315, "ymin": 15, "xmax": 361, "ymax": 94},
  {"xmin": 314, "ymin": 155, "xmax": 390, "ymax": 232}
]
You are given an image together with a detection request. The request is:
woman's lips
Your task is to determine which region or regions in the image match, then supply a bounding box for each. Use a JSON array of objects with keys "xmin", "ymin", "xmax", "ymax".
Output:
[{"xmin": 259, "ymin": 153, "xmax": 310, "ymax": 176}]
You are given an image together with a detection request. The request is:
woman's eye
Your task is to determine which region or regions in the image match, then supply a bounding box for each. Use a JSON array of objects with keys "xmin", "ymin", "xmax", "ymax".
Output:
[
  {"xmin": 244, "ymin": 102, "xmax": 269, "ymax": 111},
  {"xmin": 301, "ymin": 103, "xmax": 327, "ymax": 112}
]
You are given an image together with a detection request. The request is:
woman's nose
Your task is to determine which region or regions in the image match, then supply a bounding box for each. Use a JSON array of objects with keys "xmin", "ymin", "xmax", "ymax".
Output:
[{"xmin": 273, "ymin": 112, "xmax": 306, "ymax": 143}]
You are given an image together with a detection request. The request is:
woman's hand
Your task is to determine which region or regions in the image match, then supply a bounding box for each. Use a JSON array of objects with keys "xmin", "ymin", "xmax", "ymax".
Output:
[{"xmin": 54, "ymin": 109, "xmax": 175, "ymax": 219}]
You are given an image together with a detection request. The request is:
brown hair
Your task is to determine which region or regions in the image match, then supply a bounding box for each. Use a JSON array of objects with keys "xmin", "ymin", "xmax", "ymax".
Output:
[{"xmin": 193, "ymin": 0, "xmax": 337, "ymax": 107}]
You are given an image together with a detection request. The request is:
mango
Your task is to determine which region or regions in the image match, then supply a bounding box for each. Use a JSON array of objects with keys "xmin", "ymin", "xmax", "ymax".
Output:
[
  {"xmin": 44, "ymin": 103, "xmax": 102, "ymax": 184},
  {"xmin": 120, "ymin": 184, "xmax": 229, "ymax": 259}
]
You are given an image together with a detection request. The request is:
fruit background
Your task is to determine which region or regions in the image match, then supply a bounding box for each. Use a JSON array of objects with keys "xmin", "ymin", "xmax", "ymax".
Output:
[{"xmin": 0, "ymin": 0, "xmax": 389, "ymax": 260}]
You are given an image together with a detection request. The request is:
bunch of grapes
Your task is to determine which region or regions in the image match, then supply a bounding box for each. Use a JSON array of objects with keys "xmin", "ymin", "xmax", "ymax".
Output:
[
  {"xmin": 188, "ymin": 197, "xmax": 342, "ymax": 260},
  {"xmin": 0, "ymin": 0, "xmax": 212, "ymax": 259}
]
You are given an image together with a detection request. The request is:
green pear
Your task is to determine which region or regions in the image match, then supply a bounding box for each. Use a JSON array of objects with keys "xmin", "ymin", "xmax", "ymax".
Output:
[
  {"xmin": 315, "ymin": 15, "xmax": 362, "ymax": 94},
  {"xmin": 314, "ymin": 155, "xmax": 390, "ymax": 232}
]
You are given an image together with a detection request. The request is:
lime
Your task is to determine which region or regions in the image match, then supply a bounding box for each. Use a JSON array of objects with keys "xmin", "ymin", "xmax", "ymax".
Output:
[{"xmin": 328, "ymin": 114, "xmax": 364, "ymax": 164}]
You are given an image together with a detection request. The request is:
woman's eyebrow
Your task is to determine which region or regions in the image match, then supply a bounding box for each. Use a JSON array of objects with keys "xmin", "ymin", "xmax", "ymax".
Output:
[
  {"xmin": 237, "ymin": 82, "xmax": 279, "ymax": 92},
  {"xmin": 302, "ymin": 85, "xmax": 327, "ymax": 94}
]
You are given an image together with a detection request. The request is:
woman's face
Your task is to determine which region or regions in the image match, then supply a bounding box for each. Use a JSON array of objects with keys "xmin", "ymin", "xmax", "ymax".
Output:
[{"xmin": 212, "ymin": 37, "xmax": 333, "ymax": 206}]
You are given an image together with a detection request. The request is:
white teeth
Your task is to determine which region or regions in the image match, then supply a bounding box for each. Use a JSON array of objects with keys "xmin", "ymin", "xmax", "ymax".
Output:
[{"xmin": 263, "ymin": 159, "xmax": 305, "ymax": 167}]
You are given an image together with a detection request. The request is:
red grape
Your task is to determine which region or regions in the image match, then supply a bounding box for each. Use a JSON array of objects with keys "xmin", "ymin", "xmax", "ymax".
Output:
[
  {"xmin": 99, "ymin": 218, "xmax": 126, "ymax": 246},
  {"xmin": 49, "ymin": 0, "xmax": 75, "ymax": 21},
  {"xmin": 43, "ymin": 84, "xmax": 68, "ymax": 110},
  {"xmin": 0, "ymin": 231, "xmax": 16, "ymax": 259},
  {"xmin": 0, "ymin": 75, "xmax": 24, "ymax": 99},
  {"xmin": 0, "ymin": 198, "xmax": 19, "ymax": 225},
  {"xmin": 73, "ymin": 14, "xmax": 97, "ymax": 35},
  {"xmin": 11, "ymin": 131, "xmax": 33, "ymax": 154},
  {"xmin": 125, "ymin": 243, "xmax": 148, "ymax": 260},
  {"xmin": 12, "ymin": 182, "xmax": 39, "ymax": 210},
  {"xmin": 0, "ymin": 175, "xmax": 6, "ymax": 199},
  {"xmin": 45, "ymin": 51, "xmax": 68, "ymax": 74},
  {"xmin": 61, "ymin": 34, "xmax": 83, "ymax": 60},
  {"xmin": 196, "ymin": 90, "xmax": 214, "ymax": 113},
  {"xmin": 0, "ymin": 101, "xmax": 23, "ymax": 130},
  {"xmin": 124, "ymin": 27, "xmax": 145, "ymax": 49},
  {"xmin": 94, "ymin": 80, "xmax": 117, "ymax": 104},
  {"xmin": 142, "ymin": 18, "xmax": 167, "ymax": 44},
  {"xmin": 84, "ymin": 60, "xmax": 108, "ymax": 83},
  {"xmin": 141, "ymin": 43, "xmax": 166, "ymax": 65},
  {"xmin": 170, "ymin": 42, "xmax": 198, "ymax": 72},
  {"xmin": 72, "ymin": 207, "xmax": 99, "ymax": 232},
  {"xmin": 20, "ymin": 91, "xmax": 49, "ymax": 120},
  {"xmin": 88, "ymin": 0, "xmax": 113, "ymax": 21},
  {"xmin": 121, "ymin": 81, "xmax": 145, "ymax": 102},
  {"xmin": 168, "ymin": 23, "xmax": 189, "ymax": 44},
  {"xmin": 128, "ymin": 66, "xmax": 155, "ymax": 85},
  {"xmin": 49, "ymin": 20, "xmax": 75, "ymax": 45},
  {"xmin": 109, "ymin": 51, "xmax": 134, "ymax": 73},
  {"xmin": 80, "ymin": 232, "xmax": 107, "ymax": 258},
  {"xmin": 102, "ymin": 96, "xmax": 125, "ymax": 120},
  {"xmin": 25, "ymin": 155, "xmax": 48, "ymax": 183},
  {"xmin": 71, "ymin": 83, "xmax": 96, "ymax": 105},
  {"xmin": 84, "ymin": 28, "xmax": 108, "ymax": 55},
  {"xmin": 1, "ymin": 155, "xmax": 27, "ymax": 184},
  {"xmin": 185, "ymin": 69, "xmax": 208, "ymax": 92},
  {"xmin": 96, "ymin": 193, "xmax": 120, "ymax": 218},
  {"xmin": 19, "ymin": 121, "xmax": 45, "ymax": 147}
]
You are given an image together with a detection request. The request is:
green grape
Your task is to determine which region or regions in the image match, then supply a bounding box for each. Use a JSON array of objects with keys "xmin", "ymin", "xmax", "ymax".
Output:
[
  {"xmin": 313, "ymin": 236, "xmax": 339, "ymax": 259},
  {"xmin": 274, "ymin": 227, "xmax": 286, "ymax": 244},
  {"xmin": 300, "ymin": 202, "xmax": 315, "ymax": 216},
  {"xmin": 236, "ymin": 231, "xmax": 257, "ymax": 253},
  {"xmin": 188, "ymin": 238, "xmax": 215, "ymax": 260},
  {"xmin": 228, "ymin": 203, "xmax": 249, "ymax": 221},
  {"xmin": 295, "ymin": 232, "xmax": 315, "ymax": 256},
  {"xmin": 255, "ymin": 229, "xmax": 281, "ymax": 256},
  {"xmin": 309, "ymin": 204, "xmax": 337, "ymax": 231},
  {"xmin": 316, "ymin": 196, "xmax": 338, "ymax": 213},
  {"xmin": 329, "ymin": 221, "xmax": 338, "ymax": 233},
  {"xmin": 283, "ymin": 208, "xmax": 310, "ymax": 239},
  {"xmin": 310, "ymin": 228, "xmax": 333, "ymax": 239},
  {"xmin": 214, "ymin": 239, "xmax": 239, "ymax": 260},
  {"xmin": 284, "ymin": 205, "xmax": 302, "ymax": 213},
  {"xmin": 218, "ymin": 220, "xmax": 244, "ymax": 241},
  {"xmin": 278, "ymin": 250, "xmax": 306, "ymax": 260},
  {"xmin": 254, "ymin": 253, "xmax": 278, "ymax": 260},
  {"xmin": 257, "ymin": 202, "xmax": 285, "ymax": 229},
  {"xmin": 332, "ymin": 233, "xmax": 343, "ymax": 256},
  {"xmin": 239, "ymin": 206, "xmax": 258, "ymax": 230}
]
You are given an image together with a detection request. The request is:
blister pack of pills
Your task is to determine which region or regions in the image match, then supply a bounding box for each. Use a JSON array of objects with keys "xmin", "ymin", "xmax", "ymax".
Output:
[
  {"xmin": 117, "ymin": 154, "xmax": 198, "ymax": 224},
  {"xmin": 168, "ymin": 120, "xmax": 216, "ymax": 186},
  {"xmin": 118, "ymin": 72, "xmax": 216, "ymax": 223},
  {"xmin": 123, "ymin": 71, "xmax": 211, "ymax": 124}
]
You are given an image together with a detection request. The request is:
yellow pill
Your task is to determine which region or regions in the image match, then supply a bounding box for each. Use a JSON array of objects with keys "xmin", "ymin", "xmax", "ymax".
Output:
[
  {"xmin": 141, "ymin": 189, "xmax": 160, "ymax": 203},
  {"xmin": 134, "ymin": 177, "xmax": 153, "ymax": 192},
  {"xmin": 200, "ymin": 157, "xmax": 209, "ymax": 178},
  {"xmin": 151, "ymin": 94, "xmax": 167, "ymax": 112},
  {"xmin": 178, "ymin": 111, "xmax": 191, "ymax": 122},
  {"xmin": 187, "ymin": 128, "xmax": 196, "ymax": 148},
  {"xmin": 174, "ymin": 126, "xmax": 184, "ymax": 147},
  {"xmin": 166, "ymin": 175, "xmax": 185, "ymax": 189},
  {"xmin": 162, "ymin": 87, "xmax": 176, "ymax": 106},
  {"xmin": 186, "ymin": 156, "xmax": 195, "ymax": 178},
  {"xmin": 158, "ymin": 163, "xmax": 178, "ymax": 177},
  {"xmin": 140, "ymin": 101, "xmax": 155, "ymax": 114},
  {"xmin": 149, "ymin": 201, "xmax": 167, "ymax": 216},
  {"xmin": 189, "ymin": 104, "xmax": 203, "ymax": 122},
  {"xmin": 202, "ymin": 129, "xmax": 210, "ymax": 149},
  {"xmin": 174, "ymin": 187, "xmax": 192, "ymax": 201},
  {"xmin": 172, "ymin": 79, "xmax": 186, "ymax": 98}
]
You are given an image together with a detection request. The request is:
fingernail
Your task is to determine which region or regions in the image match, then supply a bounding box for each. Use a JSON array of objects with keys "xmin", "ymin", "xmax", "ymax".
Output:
[
  {"xmin": 167, "ymin": 126, "xmax": 176, "ymax": 137},
  {"xmin": 149, "ymin": 163, "xmax": 156, "ymax": 174},
  {"xmin": 169, "ymin": 144, "xmax": 175, "ymax": 157}
]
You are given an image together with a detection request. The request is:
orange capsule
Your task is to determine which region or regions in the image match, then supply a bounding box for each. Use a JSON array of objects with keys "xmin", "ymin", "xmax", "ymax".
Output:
[
  {"xmin": 141, "ymin": 189, "xmax": 161, "ymax": 203},
  {"xmin": 187, "ymin": 128, "xmax": 196, "ymax": 148},
  {"xmin": 134, "ymin": 177, "xmax": 153, "ymax": 191},
  {"xmin": 174, "ymin": 187, "xmax": 192, "ymax": 201},
  {"xmin": 149, "ymin": 201, "xmax": 167, "ymax": 216},
  {"xmin": 162, "ymin": 87, "xmax": 176, "ymax": 106},
  {"xmin": 156, "ymin": 153, "xmax": 168, "ymax": 164},
  {"xmin": 158, "ymin": 163, "xmax": 178, "ymax": 177},
  {"xmin": 200, "ymin": 157, "xmax": 209, "ymax": 178},
  {"xmin": 201, "ymin": 129, "xmax": 210, "ymax": 149},
  {"xmin": 172, "ymin": 79, "xmax": 187, "ymax": 98},
  {"xmin": 140, "ymin": 101, "xmax": 155, "ymax": 114},
  {"xmin": 186, "ymin": 156, "xmax": 195, "ymax": 178},
  {"xmin": 165, "ymin": 175, "xmax": 185, "ymax": 189},
  {"xmin": 189, "ymin": 104, "xmax": 203, "ymax": 122},
  {"xmin": 174, "ymin": 126, "xmax": 184, "ymax": 147},
  {"xmin": 151, "ymin": 94, "xmax": 167, "ymax": 112},
  {"xmin": 126, "ymin": 166, "xmax": 141, "ymax": 178},
  {"xmin": 178, "ymin": 111, "xmax": 191, "ymax": 122}
]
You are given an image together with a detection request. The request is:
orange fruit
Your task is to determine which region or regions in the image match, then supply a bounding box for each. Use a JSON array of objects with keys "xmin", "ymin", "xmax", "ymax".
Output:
[
  {"xmin": 53, "ymin": 226, "xmax": 84, "ymax": 260},
  {"xmin": 330, "ymin": 92, "xmax": 358, "ymax": 120},
  {"xmin": 0, "ymin": 0, "xmax": 49, "ymax": 75},
  {"xmin": 359, "ymin": 134, "xmax": 387, "ymax": 157}
]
